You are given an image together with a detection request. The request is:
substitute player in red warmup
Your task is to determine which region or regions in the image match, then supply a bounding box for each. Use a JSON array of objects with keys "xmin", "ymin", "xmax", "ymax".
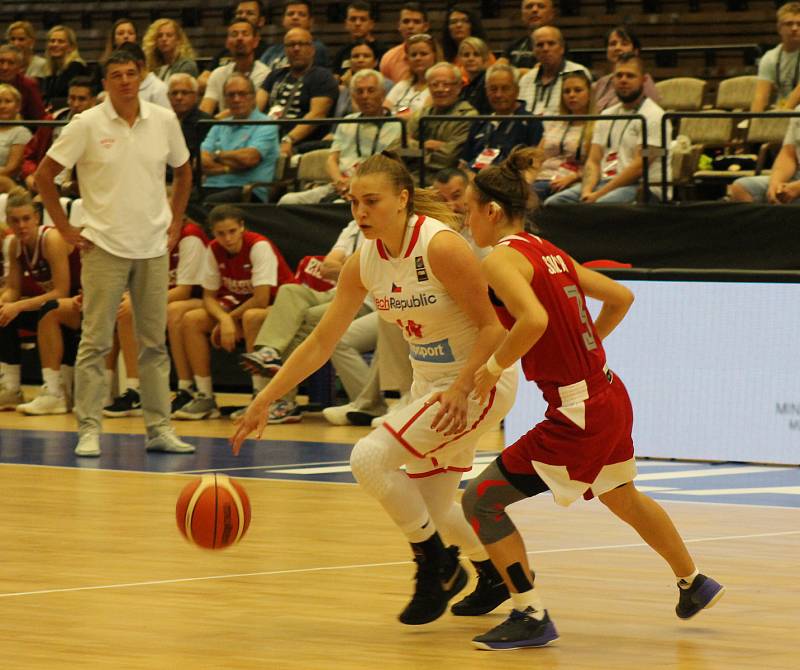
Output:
[
  {"xmin": 232, "ymin": 153, "xmax": 519, "ymax": 625},
  {"xmin": 461, "ymin": 148, "xmax": 724, "ymax": 651}
]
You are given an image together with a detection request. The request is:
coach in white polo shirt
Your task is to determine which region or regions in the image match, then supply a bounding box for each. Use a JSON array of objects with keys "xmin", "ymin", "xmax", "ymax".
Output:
[{"xmin": 35, "ymin": 49, "xmax": 195, "ymax": 458}]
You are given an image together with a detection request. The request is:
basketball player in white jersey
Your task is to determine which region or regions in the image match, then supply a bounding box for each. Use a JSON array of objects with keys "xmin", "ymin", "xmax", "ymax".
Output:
[{"xmin": 232, "ymin": 152, "xmax": 518, "ymax": 625}]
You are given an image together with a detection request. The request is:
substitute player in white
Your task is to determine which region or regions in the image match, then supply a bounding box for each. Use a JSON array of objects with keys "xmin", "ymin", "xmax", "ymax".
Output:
[{"xmin": 232, "ymin": 152, "xmax": 518, "ymax": 624}]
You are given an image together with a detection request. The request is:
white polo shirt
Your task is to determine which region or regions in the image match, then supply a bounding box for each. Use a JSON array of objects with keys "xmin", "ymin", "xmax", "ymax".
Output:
[
  {"xmin": 204, "ymin": 61, "xmax": 271, "ymax": 113},
  {"xmin": 47, "ymin": 98, "xmax": 190, "ymax": 259}
]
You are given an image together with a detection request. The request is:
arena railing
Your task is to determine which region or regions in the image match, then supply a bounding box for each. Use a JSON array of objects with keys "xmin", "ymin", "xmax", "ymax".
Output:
[
  {"xmin": 417, "ymin": 113, "xmax": 649, "ymax": 196},
  {"xmin": 658, "ymin": 110, "xmax": 800, "ymax": 204},
  {"xmin": 194, "ymin": 115, "xmax": 407, "ymax": 195}
]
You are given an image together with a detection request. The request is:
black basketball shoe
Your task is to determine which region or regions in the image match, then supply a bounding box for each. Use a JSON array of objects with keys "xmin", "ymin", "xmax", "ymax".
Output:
[
  {"xmin": 450, "ymin": 559, "xmax": 510, "ymax": 616},
  {"xmin": 398, "ymin": 545, "xmax": 468, "ymax": 625}
]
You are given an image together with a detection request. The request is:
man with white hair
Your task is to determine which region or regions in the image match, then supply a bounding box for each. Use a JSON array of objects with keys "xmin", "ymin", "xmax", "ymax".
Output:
[
  {"xmin": 518, "ymin": 26, "xmax": 590, "ymax": 116},
  {"xmin": 168, "ymin": 73, "xmax": 212, "ymax": 164},
  {"xmin": 279, "ymin": 69, "xmax": 401, "ymax": 204},
  {"xmin": 407, "ymin": 61, "xmax": 478, "ymax": 181}
]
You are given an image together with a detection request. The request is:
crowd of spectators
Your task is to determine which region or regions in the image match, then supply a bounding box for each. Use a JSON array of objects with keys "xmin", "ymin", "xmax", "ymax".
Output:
[{"xmin": 1, "ymin": 0, "xmax": 799, "ymax": 426}]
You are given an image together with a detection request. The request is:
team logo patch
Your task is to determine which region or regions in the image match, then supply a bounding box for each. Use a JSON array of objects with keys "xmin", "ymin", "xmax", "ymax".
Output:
[
  {"xmin": 414, "ymin": 256, "xmax": 428, "ymax": 282},
  {"xmin": 100, "ymin": 138, "xmax": 115, "ymax": 149},
  {"xmin": 409, "ymin": 338, "xmax": 455, "ymax": 363},
  {"xmin": 391, "ymin": 282, "xmax": 402, "ymax": 293}
]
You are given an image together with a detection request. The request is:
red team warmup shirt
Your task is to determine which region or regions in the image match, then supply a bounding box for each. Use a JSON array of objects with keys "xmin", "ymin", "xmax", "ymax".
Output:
[
  {"xmin": 204, "ymin": 230, "xmax": 293, "ymax": 310},
  {"xmin": 491, "ymin": 232, "xmax": 637, "ymax": 505}
]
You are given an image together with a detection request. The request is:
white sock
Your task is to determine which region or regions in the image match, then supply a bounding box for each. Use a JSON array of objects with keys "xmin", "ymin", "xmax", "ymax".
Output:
[
  {"xmin": 511, "ymin": 589, "xmax": 545, "ymax": 619},
  {"xmin": 126, "ymin": 377, "xmax": 140, "ymax": 391},
  {"xmin": 42, "ymin": 368, "xmax": 64, "ymax": 397},
  {"xmin": 252, "ymin": 375, "xmax": 267, "ymax": 393},
  {"xmin": 178, "ymin": 379, "xmax": 194, "ymax": 392},
  {"xmin": 678, "ymin": 568, "xmax": 699, "ymax": 589},
  {"xmin": 194, "ymin": 375, "xmax": 213, "ymax": 397},
  {"xmin": 3, "ymin": 364, "xmax": 21, "ymax": 391}
]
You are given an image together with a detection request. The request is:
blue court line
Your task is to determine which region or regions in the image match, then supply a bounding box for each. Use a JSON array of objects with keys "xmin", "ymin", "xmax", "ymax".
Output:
[{"xmin": 1, "ymin": 428, "xmax": 799, "ymax": 508}]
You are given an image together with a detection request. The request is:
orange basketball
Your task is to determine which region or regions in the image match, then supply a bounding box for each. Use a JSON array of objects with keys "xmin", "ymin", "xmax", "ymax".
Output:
[{"xmin": 176, "ymin": 474, "xmax": 251, "ymax": 550}]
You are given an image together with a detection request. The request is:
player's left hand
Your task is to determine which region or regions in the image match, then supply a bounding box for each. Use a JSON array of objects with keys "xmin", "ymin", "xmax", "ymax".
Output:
[
  {"xmin": 429, "ymin": 385, "xmax": 469, "ymax": 436},
  {"xmin": 472, "ymin": 364, "xmax": 500, "ymax": 405}
]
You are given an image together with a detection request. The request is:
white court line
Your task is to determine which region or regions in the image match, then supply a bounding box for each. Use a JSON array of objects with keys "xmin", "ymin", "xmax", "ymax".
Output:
[{"xmin": 1, "ymin": 529, "xmax": 797, "ymax": 600}]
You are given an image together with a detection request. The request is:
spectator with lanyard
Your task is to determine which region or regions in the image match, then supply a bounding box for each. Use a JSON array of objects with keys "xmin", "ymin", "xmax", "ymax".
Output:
[
  {"xmin": 545, "ymin": 54, "xmax": 669, "ymax": 205},
  {"xmin": 279, "ymin": 69, "xmax": 401, "ymax": 204},
  {"xmin": 532, "ymin": 70, "xmax": 594, "ymax": 201},
  {"xmin": 460, "ymin": 64, "xmax": 542, "ymax": 173},
  {"xmin": 518, "ymin": 26, "xmax": 590, "ymax": 116},
  {"xmin": 383, "ymin": 33, "xmax": 439, "ymax": 119},
  {"xmin": 258, "ymin": 27, "xmax": 339, "ymax": 157}
]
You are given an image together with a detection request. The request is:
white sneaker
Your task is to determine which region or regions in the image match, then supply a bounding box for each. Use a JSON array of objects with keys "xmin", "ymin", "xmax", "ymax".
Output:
[
  {"xmin": 74, "ymin": 433, "xmax": 101, "ymax": 457},
  {"xmin": 16, "ymin": 387, "xmax": 68, "ymax": 415},
  {"xmin": 0, "ymin": 385, "xmax": 24, "ymax": 410},
  {"xmin": 321, "ymin": 403, "xmax": 357, "ymax": 426},
  {"xmin": 145, "ymin": 431, "xmax": 195, "ymax": 453}
]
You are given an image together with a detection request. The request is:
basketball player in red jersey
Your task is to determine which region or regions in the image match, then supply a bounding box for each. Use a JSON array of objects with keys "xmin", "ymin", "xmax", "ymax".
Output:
[
  {"xmin": 232, "ymin": 153, "xmax": 519, "ymax": 626},
  {"xmin": 460, "ymin": 149, "xmax": 724, "ymax": 650},
  {"xmin": 174, "ymin": 204, "xmax": 293, "ymax": 420},
  {"xmin": 0, "ymin": 187, "xmax": 80, "ymax": 412}
]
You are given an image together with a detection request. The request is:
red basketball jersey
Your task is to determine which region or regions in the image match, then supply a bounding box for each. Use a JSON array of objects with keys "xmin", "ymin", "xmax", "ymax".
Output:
[
  {"xmin": 20, "ymin": 227, "xmax": 81, "ymax": 297},
  {"xmin": 209, "ymin": 230, "xmax": 293, "ymax": 308},
  {"xmin": 491, "ymin": 232, "xmax": 607, "ymax": 394},
  {"xmin": 169, "ymin": 221, "xmax": 209, "ymax": 289}
]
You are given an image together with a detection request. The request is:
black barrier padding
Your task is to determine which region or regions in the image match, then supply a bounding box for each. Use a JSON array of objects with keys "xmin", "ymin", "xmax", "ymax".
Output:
[{"xmin": 532, "ymin": 203, "xmax": 800, "ymax": 270}]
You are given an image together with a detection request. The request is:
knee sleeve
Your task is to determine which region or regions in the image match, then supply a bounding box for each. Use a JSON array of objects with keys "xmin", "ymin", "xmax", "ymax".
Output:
[
  {"xmin": 462, "ymin": 459, "xmax": 530, "ymax": 545},
  {"xmin": 349, "ymin": 436, "xmax": 407, "ymax": 501}
]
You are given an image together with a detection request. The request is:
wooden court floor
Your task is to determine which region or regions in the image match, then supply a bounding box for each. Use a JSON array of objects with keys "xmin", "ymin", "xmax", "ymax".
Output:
[{"xmin": 1, "ymin": 400, "xmax": 798, "ymax": 670}]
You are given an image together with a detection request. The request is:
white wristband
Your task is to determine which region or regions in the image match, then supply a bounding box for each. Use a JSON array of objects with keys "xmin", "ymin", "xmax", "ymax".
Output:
[{"xmin": 486, "ymin": 354, "xmax": 505, "ymax": 376}]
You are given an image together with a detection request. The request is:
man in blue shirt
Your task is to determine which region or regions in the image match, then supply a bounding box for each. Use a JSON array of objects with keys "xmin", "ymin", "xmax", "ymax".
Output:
[{"xmin": 201, "ymin": 73, "xmax": 279, "ymax": 202}]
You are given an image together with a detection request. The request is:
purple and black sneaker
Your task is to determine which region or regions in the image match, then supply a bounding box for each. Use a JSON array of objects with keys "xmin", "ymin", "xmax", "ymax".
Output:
[
  {"xmin": 472, "ymin": 607, "xmax": 559, "ymax": 650},
  {"xmin": 676, "ymin": 574, "xmax": 725, "ymax": 619}
]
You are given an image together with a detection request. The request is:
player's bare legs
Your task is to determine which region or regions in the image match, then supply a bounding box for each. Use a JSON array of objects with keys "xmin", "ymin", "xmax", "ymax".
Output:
[
  {"xmin": 599, "ymin": 481, "xmax": 725, "ymax": 619},
  {"xmin": 599, "ymin": 482, "xmax": 694, "ymax": 576}
]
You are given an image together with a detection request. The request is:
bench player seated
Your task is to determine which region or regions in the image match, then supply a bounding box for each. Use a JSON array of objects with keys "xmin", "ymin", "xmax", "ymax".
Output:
[
  {"xmin": 174, "ymin": 204, "xmax": 292, "ymax": 420},
  {"xmin": 102, "ymin": 218, "xmax": 210, "ymax": 417},
  {"xmin": 0, "ymin": 187, "xmax": 80, "ymax": 412}
]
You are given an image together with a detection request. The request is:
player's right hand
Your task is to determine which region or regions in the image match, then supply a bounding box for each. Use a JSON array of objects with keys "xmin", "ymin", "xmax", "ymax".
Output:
[{"xmin": 230, "ymin": 398, "xmax": 269, "ymax": 456}]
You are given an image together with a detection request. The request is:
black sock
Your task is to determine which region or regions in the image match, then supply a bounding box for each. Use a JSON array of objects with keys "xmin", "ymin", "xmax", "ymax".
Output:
[{"xmin": 410, "ymin": 531, "xmax": 446, "ymax": 562}]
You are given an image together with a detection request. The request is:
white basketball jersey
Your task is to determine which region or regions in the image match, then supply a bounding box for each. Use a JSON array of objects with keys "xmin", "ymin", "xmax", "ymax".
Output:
[{"xmin": 360, "ymin": 214, "xmax": 478, "ymax": 385}]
